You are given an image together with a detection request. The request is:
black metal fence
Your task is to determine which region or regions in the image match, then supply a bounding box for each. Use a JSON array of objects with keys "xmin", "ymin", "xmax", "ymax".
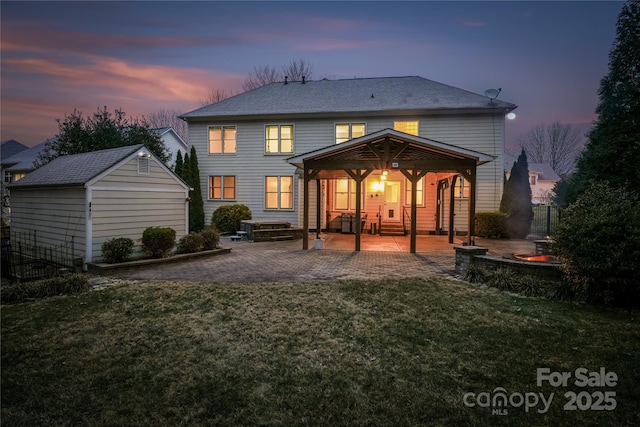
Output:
[
  {"xmin": 530, "ymin": 205, "xmax": 562, "ymax": 237},
  {"xmin": 1, "ymin": 231, "xmax": 78, "ymax": 281}
]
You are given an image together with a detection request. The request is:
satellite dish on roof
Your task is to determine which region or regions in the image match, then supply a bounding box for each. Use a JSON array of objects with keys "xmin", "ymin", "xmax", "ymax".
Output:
[{"xmin": 484, "ymin": 88, "xmax": 502, "ymax": 104}]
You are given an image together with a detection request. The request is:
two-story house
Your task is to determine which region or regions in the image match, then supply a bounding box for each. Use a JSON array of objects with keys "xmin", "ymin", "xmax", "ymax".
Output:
[{"xmin": 181, "ymin": 76, "xmax": 516, "ymax": 252}]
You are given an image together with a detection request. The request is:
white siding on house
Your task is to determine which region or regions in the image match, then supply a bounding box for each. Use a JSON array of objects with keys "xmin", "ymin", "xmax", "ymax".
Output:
[
  {"xmin": 9, "ymin": 187, "xmax": 86, "ymax": 258},
  {"xmin": 160, "ymin": 130, "xmax": 187, "ymax": 167},
  {"xmin": 190, "ymin": 113, "xmax": 505, "ymax": 232}
]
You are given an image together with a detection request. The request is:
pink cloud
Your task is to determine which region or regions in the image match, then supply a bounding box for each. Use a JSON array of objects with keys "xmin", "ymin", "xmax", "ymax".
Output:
[{"xmin": 2, "ymin": 55, "xmax": 242, "ymax": 103}]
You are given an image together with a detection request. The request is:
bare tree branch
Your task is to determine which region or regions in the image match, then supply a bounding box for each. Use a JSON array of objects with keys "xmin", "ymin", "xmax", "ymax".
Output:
[
  {"xmin": 517, "ymin": 121, "xmax": 585, "ymax": 176},
  {"xmin": 199, "ymin": 89, "xmax": 233, "ymax": 107},
  {"xmin": 282, "ymin": 58, "xmax": 313, "ymax": 82},
  {"xmin": 242, "ymin": 65, "xmax": 282, "ymax": 91},
  {"xmin": 147, "ymin": 108, "xmax": 189, "ymax": 143}
]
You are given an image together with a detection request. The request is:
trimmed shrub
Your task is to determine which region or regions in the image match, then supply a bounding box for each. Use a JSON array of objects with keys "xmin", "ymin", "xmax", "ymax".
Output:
[
  {"xmin": 211, "ymin": 205, "xmax": 252, "ymax": 234},
  {"xmin": 1, "ymin": 274, "xmax": 91, "ymax": 304},
  {"xmin": 142, "ymin": 227, "xmax": 176, "ymax": 258},
  {"xmin": 553, "ymin": 181, "xmax": 640, "ymax": 307},
  {"xmin": 101, "ymin": 237, "xmax": 135, "ymax": 263},
  {"xmin": 176, "ymin": 232, "xmax": 204, "ymax": 254},
  {"xmin": 475, "ymin": 212, "xmax": 509, "ymax": 238},
  {"xmin": 200, "ymin": 226, "xmax": 220, "ymax": 250}
]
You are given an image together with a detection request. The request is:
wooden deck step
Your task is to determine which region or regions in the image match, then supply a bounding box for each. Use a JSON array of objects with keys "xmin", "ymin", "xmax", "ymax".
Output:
[
  {"xmin": 379, "ymin": 222, "xmax": 406, "ymax": 236},
  {"xmin": 269, "ymin": 235, "xmax": 295, "ymax": 241}
]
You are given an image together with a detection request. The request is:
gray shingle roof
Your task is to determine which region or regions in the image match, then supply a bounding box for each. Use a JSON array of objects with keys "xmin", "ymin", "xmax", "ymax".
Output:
[
  {"xmin": 181, "ymin": 76, "xmax": 516, "ymax": 119},
  {"xmin": 2, "ymin": 141, "xmax": 49, "ymax": 171},
  {"xmin": 503, "ymin": 153, "xmax": 560, "ymax": 181},
  {"xmin": 9, "ymin": 145, "xmax": 143, "ymax": 188},
  {"xmin": 1, "ymin": 140, "xmax": 28, "ymax": 161}
]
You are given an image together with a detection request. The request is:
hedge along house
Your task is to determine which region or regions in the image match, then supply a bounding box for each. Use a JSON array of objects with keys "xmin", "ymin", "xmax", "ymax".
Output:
[
  {"xmin": 8, "ymin": 145, "xmax": 190, "ymax": 267},
  {"xmin": 180, "ymin": 76, "xmax": 517, "ymax": 252}
]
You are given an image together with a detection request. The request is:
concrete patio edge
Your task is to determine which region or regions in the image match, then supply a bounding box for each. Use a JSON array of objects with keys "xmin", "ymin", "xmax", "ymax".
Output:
[{"xmin": 87, "ymin": 248, "xmax": 232, "ymax": 275}]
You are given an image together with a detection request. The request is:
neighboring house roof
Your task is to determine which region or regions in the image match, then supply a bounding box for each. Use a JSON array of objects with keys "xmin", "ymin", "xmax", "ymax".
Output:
[
  {"xmin": 503, "ymin": 153, "xmax": 561, "ymax": 181},
  {"xmin": 2, "ymin": 141, "xmax": 49, "ymax": 172},
  {"xmin": 1, "ymin": 140, "xmax": 28, "ymax": 161},
  {"xmin": 152, "ymin": 127, "xmax": 186, "ymax": 146},
  {"xmin": 181, "ymin": 76, "xmax": 517, "ymax": 120},
  {"xmin": 8, "ymin": 145, "xmax": 145, "ymax": 189}
]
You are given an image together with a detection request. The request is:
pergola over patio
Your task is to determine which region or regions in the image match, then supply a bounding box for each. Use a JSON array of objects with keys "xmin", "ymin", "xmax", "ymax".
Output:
[{"xmin": 287, "ymin": 129, "xmax": 495, "ymax": 253}]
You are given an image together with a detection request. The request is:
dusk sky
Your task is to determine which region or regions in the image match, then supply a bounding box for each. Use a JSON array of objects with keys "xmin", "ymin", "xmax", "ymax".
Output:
[{"xmin": 1, "ymin": 1, "xmax": 624, "ymax": 151}]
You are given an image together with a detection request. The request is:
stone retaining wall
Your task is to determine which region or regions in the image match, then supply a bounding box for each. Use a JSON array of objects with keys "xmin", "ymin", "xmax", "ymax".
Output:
[{"xmin": 454, "ymin": 245, "xmax": 563, "ymax": 281}]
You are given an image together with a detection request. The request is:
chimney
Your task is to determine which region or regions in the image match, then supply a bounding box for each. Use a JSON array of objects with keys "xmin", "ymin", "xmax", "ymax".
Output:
[
  {"xmin": 284, "ymin": 76, "xmax": 288, "ymax": 85},
  {"xmin": 302, "ymin": 75, "xmax": 306, "ymax": 84}
]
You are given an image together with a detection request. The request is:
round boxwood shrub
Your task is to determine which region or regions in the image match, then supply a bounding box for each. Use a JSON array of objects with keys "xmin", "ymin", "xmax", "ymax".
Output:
[
  {"xmin": 101, "ymin": 237, "xmax": 135, "ymax": 263},
  {"xmin": 141, "ymin": 227, "xmax": 176, "ymax": 258},
  {"xmin": 200, "ymin": 226, "xmax": 220, "ymax": 250},
  {"xmin": 176, "ymin": 232, "xmax": 204, "ymax": 254},
  {"xmin": 211, "ymin": 205, "xmax": 252, "ymax": 234},
  {"xmin": 553, "ymin": 181, "xmax": 640, "ymax": 306},
  {"xmin": 474, "ymin": 212, "xmax": 509, "ymax": 238}
]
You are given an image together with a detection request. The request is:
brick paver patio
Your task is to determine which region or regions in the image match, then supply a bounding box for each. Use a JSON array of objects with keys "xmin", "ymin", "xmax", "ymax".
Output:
[{"xmin": 109, "ymin": 234, "xmax": 535, "ymax": 284}]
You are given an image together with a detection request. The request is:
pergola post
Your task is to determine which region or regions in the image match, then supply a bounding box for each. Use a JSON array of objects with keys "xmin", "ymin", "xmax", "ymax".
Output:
[
  {"xmin": 460, "ymin": 166, "xmax": 477, "ymax": 246},
  {"xmin": 303, "ymin": 167, "xmax": 310, "ymax": 250},
  {"xmin": 400, "ymin": 169, "xmax": 428, "ymax": 253},
  {"xmin": 345, "ymin": 169, "xmax": 373, "ymax": 251},
  {"xmin": 448, "ymin": 175, "xmax": 458, "ymax": 244}
]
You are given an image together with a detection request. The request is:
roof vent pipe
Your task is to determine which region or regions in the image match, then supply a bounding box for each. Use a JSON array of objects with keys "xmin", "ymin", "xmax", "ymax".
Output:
[
  {"xmin": 284, "ymin": 76, "xmax": 288, "ymax": 85},
  {"xmin": 302, "ymin": 76, "xmax": 306, "ymax": 84}
]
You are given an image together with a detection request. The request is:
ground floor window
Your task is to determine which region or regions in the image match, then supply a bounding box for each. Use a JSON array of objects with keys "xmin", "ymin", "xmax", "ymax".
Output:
[
  {"xmin": 265, "ymin": 176, "xmax": 293, "ymax": 209},
  {"xmin": 209, "ymin": 175, "xmax": 236, "ymax": 200},
  {"xmin": 454, "ymin": 175, "xmax": 470, "ymax": 199},
  {"xmin": 405, "ymin": 177, "xmax": 424, "ymax": 205},
  {"xmin": 335, "ymin": 178, "xmax": 358, "ymax": 210}
]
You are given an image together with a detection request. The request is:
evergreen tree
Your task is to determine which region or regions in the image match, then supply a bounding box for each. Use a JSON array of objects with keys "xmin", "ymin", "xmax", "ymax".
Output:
[
  {"xmin": 35, "ymin": 106, "xmax": 169, "ymax": 167},
  {"xmin": 188, "ymin": 146, "xmax": 205, "ymax": 232},
  {"xmin": 174, "ymin": 151, "xmax": 184, "ymax": 178},
  {"xmin": 569, "ymin": 1, "xmax": 640, "ymax": 202},
  {"xmin": 500, "ymin": 149, "xmax": 533, "ymax": 238}
]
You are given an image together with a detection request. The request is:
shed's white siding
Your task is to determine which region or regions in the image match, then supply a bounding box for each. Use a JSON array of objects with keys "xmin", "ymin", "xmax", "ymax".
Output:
[
  {"xmin": 90, "ymin": 157, "xmax": 188, "ymax": 260},
  {"xmin": 10, "ymin": 187, "xmax": 86, "ymax": 258}
]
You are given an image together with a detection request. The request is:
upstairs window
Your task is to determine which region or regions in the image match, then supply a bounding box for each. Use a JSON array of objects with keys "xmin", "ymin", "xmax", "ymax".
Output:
[
  {"xmin": 335, "ymin": 123, "xmax": 366, "ymax": 144},
  {"xmin": 530, "ymin": 175, "xmax": 537, "ymax": 186},
  {"xmin": 265, "ymin": 125, "xmax": 294, "ymax": 154},
  {"xmin": 394, "ymin": 121, "xmax": 419, "ymax": 136},
  {"xmin": 209, "ymin": 126, "xmax": 236, "ymax": 154}
]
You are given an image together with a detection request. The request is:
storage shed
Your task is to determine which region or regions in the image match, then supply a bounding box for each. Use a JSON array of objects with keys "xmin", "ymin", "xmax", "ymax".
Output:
[{"xmin": 8, "ymin": 144, "xmax": 190, "ymax": 267}]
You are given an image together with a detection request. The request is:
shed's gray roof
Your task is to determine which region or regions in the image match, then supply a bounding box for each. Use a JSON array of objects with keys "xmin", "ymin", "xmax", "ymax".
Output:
[
  {"xmin": 9, "ymin": 145, "xmax": 143, "ymax": 188},
  {"xmin": 181, "ymin": 76, "xmax": 516, "ymax": 120}
]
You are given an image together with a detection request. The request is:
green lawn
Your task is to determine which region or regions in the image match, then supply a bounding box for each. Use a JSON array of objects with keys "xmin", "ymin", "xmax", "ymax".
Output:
[{"xmin": 2, "ymin": 277, "xmax": 638, "ymax": 426}]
